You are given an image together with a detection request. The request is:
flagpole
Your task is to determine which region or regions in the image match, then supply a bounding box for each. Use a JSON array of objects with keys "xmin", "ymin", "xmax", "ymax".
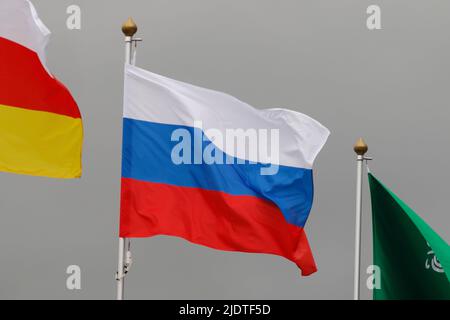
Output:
[
  {"xmin": 353, "ymin": 138, "xmax": 368, "ymax": 300},
  {"xmin": 117, "ymin": 17, "xmax": 138, "ymax": 301}
]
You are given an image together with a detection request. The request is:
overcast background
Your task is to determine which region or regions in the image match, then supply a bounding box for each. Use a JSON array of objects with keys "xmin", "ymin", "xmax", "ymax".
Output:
[{"xmin": 0, "ymin": 0, "xmax": 449, "ymax": 299}]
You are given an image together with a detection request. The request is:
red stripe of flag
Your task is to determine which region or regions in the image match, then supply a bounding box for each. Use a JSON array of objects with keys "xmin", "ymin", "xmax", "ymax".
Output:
[
  {"xmin": 0, "ymin": 36, "xmax": 80, "ymax": 118},
  {"xmin": 120, "ymin": 177, "xmax": 317, "ymax": 276}
]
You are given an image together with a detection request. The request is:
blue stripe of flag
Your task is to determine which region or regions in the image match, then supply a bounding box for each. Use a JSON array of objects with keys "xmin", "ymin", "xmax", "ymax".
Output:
[{"xmin": 121, "ymin": 118, "xmax": 314, "ymax": 228}]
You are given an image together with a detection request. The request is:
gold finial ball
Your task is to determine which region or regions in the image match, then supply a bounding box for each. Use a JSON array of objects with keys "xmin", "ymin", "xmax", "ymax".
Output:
[
  {"xmin": 122, "ymin": 17, "xmax": 138, "ymax": 37},
  {"xmin": 353, "ymin": 138, "xmax": 368, "ymax": 155}
]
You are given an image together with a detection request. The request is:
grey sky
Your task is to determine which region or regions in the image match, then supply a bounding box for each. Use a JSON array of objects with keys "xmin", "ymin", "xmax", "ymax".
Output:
[{"xmin": 0, "ymin": 0, "xmax": 448, "ymax": 299}]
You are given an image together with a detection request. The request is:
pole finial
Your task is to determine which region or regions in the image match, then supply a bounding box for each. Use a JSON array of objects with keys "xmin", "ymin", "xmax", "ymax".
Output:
[
  {"xmin": 122, "ymin": 17, "xmax": 138, "ymax": 37},
  {"xmin": 354, "ymin": 138, "xmax": 368, "ymax": 155}
]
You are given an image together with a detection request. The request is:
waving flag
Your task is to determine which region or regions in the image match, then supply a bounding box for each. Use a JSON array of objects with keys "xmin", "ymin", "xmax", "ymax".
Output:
[
  {"xmin": 0, "ymin": 0, "xmax": 83, "ymax": 178},
  {"xmin": 120, "ymin": 65, "xmax": 329, "ymax": 275},
  {"xmin": 369, "ymin": 173, "xmax": 450, "ymax": 299}
]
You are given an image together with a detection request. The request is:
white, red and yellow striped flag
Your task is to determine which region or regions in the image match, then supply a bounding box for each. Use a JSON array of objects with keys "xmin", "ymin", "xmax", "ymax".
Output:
[{"xmin": 0, "ymin": 0, "xmax": 83, "ymax": 178}]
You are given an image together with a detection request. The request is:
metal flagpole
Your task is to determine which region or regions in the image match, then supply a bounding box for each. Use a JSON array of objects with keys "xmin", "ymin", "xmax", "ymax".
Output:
[
  {"xmin": 117, "ymin": 17, "xmax": 139, "ymax": 301},
  {"xmin": 353, "ymin": 138, "xmax": 368, "ymax": 300}
]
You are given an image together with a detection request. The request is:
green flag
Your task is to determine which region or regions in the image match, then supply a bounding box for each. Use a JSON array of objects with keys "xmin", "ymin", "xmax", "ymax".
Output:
[{"xmin": 368, "ymin": 173, "xmax": 450, "ymax": 300}]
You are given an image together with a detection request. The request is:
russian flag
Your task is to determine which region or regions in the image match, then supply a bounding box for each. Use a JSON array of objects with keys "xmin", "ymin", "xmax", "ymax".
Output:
[{"xmin": 119, "ymin": 65, "xmax": 329, "ymax": 275}]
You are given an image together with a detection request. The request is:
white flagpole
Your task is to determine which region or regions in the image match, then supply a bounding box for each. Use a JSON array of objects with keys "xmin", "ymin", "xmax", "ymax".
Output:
[
  {"xmin": 116, "ymin": 237, "xmax": 126, "ymax": 300},
  {"xmin": 353, "ymin": 138, "xmax": 368, "ymax": 300},
  {"xmin": 117, "ymin": 17, "xmax": 139, "ymax": 301}
]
